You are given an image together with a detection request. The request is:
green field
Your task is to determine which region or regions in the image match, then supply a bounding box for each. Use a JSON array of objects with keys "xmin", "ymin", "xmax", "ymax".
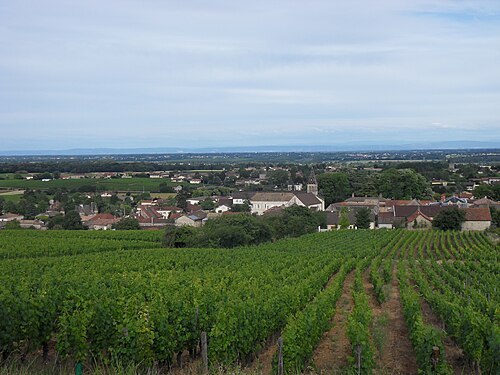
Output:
[
  {"xmin": 0, "ymin": 177, "xmax": 174, "ymax": 192},
  {"xmin": 0, "ymin": 191, "xmax": 24, "ymax": 203},
  {"xmin": 0, "ymin": 230, "xmax": 498, "ymax": 375}
]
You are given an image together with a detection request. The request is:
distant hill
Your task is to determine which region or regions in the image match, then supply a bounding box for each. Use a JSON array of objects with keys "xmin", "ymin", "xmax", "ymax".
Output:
[{"xmin": 1, "ymin": 140, "xmax": 499, "ymax": 156}]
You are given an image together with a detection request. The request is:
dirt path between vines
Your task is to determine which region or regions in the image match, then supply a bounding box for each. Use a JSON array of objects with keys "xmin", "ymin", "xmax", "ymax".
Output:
[
  {"xmin": 245, "ymin": 267, "xmax": 343, "ymax": 375},
  {"xmin": 419, "ymin": 297, "xmax": 473, "ymax": 374},
  {"xmin": 307, "ymin": 270, "xmax": 356, "ymax": 374},
  {"xmin": 365, "ymin": 265, "xmax": 419, "ymax": 375}
]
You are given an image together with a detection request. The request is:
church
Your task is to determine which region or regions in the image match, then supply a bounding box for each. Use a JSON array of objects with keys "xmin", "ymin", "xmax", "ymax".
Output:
[{"xmin": 248, "ymin": 171, "xmax": 325, "ymax": 215}]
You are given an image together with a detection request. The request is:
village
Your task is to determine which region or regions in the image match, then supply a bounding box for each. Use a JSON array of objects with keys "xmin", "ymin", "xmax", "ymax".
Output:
[{"xmin": 0, "ymin": 165, "xmax": 498, "ymax": 232}]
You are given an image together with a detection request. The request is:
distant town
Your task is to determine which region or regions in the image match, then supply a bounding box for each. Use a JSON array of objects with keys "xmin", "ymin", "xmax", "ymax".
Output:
[{"xmin": 0, "ymin": 149, "xmax": 498, "ymax": 233}]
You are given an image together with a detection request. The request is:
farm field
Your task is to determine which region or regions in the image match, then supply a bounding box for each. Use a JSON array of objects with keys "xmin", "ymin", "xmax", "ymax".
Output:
[
  {"xmin": 0, "ymin": 230, "xmax": 498, "ymax": 375},
  {"xmin": 0, "ymin": 177, "xmax": 174, "ymax": 192}
]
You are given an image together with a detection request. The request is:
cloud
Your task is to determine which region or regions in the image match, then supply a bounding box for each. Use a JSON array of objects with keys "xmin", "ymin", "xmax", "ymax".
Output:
[{"xmin": 0, "ymin": 0, "xmax": 499, "ymax": 150}]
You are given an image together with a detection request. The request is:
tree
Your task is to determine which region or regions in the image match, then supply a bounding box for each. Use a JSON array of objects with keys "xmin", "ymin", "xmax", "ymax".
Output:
[
  {"xmin": 201, "ymin": 214, "xmax": 272, "ymax": 248},
  {"xmin": 0, "ymin": 197, "xmax": 4, "ymax": 214},
  {"xmin": 176, "ymin": 188, "xmax": 191, "ymax": 211},
  {"xmin": 432, "ymin": 208, "xmax": 465, "ymax": 231},
  {"xmin": 5, "ymin": 220, "xmax": 21, "ymax": 229},
  {"xmin": 268, "ymin": 169, "xmax": 289, "ymax": 188},
  {"xmin": 355, "ymin": 208, "xmax": 371, "ymax": 229},
  {"xmin": 113, "ymin": 217, "xmax": 140, "ymax": 230},
  {"xmin": 3, "ymin": 200, "xmax": 18, "ymax": 214},
  {"xmin": 48, "ymin": 214, "xmax": 65, "ymax": 229},
  {"xmin": 200, "ymin": 199, "xmax": 215, "ymax": 210},
  {"xmin": 377, "ymin": 169, "xmax": 429, "ymax": 199},
  {"xmin": 317, "ymin": 173, "xmax": 350, "ymax": 206},
  {"xmin": 231, "ymin": 203, "xmax": 251, "ymax": 212},
  {"xmin": 163, "ymin": 225, "xmax": 197, "ymax": 248},
  {"xmin": 62, "ymin": 210, "xmax": 84, "ymax": 230},
  {"xmin": 159, "ymin": 182, "xmax": 174, "ymax": 193},
  {"xmin": 473, "ymin": 185, "xmax": 492, "ymax": 199},
  {"xmin": 339, "ymin": 207, "xmax": 351, "ymax": 229},
  {"xmin": 490, "ymin": 207, "xmax": 500, "ymax": 228}
]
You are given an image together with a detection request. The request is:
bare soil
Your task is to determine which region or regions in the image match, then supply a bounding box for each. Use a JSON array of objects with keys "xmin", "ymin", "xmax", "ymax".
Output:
[
  {"xmin": 419, "ymin": 298, "xmax": 473, "ymax": 375},
  {"xmin": 307, "ymin": 270, "xmax": 356, "ymax": 374},
  {"xmin": 369, "ymin": 266, "xmax": 419, "ymax": 375}
]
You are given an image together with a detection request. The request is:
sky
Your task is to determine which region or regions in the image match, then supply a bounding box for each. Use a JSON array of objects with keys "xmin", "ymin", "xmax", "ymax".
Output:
[{"xmin": 1, "ymin": 0, "xmax": 500, "ymax": 151}]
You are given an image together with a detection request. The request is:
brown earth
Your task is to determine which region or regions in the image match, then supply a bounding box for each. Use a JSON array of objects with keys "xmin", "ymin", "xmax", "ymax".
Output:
[
  {"xmin": 307, "ymin": 270, "xmax": 356, "ymax": 374},
  {"xmin": 419, "ymin": 297, "xmax": 473, "ymax": 375},
  {"xmin": 367, "ymin": 266, "xmax": 419, "ymax": 375},
  {"xmin": 246, "ymin": 267, "xmax": 343, "ymax": 375}
]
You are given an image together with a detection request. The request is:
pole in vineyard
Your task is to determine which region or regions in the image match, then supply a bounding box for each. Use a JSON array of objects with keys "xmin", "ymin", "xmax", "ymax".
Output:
[
  {"xmin": 201, "ymin": 331, "xmax": 208, "ymax": 374},
  {"xmin": 277, "ymin": 337, "xmax": 284, "ymax": 375}
]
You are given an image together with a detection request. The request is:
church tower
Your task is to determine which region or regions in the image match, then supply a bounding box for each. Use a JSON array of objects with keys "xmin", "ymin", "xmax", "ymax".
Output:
[{"xmin": 307, "ymin": 170, "xmax": 318, "ymax": 195}]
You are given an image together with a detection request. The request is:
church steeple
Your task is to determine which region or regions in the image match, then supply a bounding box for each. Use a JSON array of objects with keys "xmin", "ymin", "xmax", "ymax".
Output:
[{"xmin": 307, "ymin": 170, "xmax": 318, "ymax": 195}]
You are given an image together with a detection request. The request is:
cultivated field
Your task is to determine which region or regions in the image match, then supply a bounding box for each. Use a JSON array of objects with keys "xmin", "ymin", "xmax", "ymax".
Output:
[
  {"xmin": 0, "ymin": 177, "xmax": 173, "ymax": 192},
  {"xmin": 0, "ymin": 230, "xmax": 498, "ymax": 375}
]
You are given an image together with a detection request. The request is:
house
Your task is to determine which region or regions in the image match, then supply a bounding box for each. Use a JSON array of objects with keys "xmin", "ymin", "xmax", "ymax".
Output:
[
  {"xmin": 83, "ymin": 213, "xmax": 119, "ymax": 230},
  {"xmin": 0, "ymin": 213, "xmax": 24, "ymax": 222},
  {"xmin": 405, "ymin": 210, "xmax": 433, "ymax": 230},
  {"xmin": 215, "ymin": 204, "xmax": 231, "ymax": 214},
  {"xmin": 379, "ymin": 205, "xmax": 491, "ymax": 231},
  {"xmin": 175, "ymin": 211, "xmax": 208, "ymax": 227},
  {"xmin": 461, "ymin": 208, "xmax": 491, "ymax": 231},
  {"xmin": 231, "ymin": 191, "xmax": 255, "ymax": 205},
  {"xmin": 186, "ymin": 197, "xmax": 205, "ymax": 205},
  {"xmin": 250, "ymin": 192, "xmax": 296, "ymax": 215},
  {"xmin": 472, "ymin": 197, "xmax": 500, "ymax": 210},
  {"xmin": 19, "ymin": 219, "xmax": 46, "ymax": 230},
  {"xmin": 325, "ymin": 207, "xmax": 376, "ymax": 230},
  {"xmin": 290, "ymin": 192, "xmax": 325, "ymax": 211},
  {"xmin": 250, "ymin": 189, "xmax": 325, "ymax": 215},
  {"xmin": 156, "ymin": 206, "xmax": 183, "ymax": 219},
  {"xmin": 76, "ymin": 203, "xmax": 98, "ymax": 217},
  {"xmin": 378, "ymin": 211, "xmax": 396, "ymax": 229}
]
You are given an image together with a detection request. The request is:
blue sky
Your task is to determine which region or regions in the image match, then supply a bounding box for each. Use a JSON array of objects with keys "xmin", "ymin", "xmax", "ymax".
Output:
[{"xmin": 1, "ymin": 0, "xmax": 499, "ymax": 151}]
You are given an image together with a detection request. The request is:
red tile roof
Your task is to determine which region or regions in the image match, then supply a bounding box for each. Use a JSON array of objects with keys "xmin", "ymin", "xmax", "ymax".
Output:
[{"xmin": 463, "ymin": 208, "xmax": 492, "ymax": 221}]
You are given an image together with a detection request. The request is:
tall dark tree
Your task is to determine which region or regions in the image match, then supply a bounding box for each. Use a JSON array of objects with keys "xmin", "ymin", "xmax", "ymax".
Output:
[
  {"xmin": 432, "ymin": 208, "xmax": 465, "ymax": 231},
  {"xmin": 377, "ymin": 169, "xmax": 429, "ymax": 199},
  {"xmin": 112, "ymin": 217, "xmax": 140, "ymax": 230},
  {"xmin": 355, "ymin": 208, "xmax": 371, "ymax": 229},
  {"xmin": 317, "ymin": 172, "xmax": 350, "ymax": 206},
  {"xmin": 176, "ymin": 188, "xmax": 191, "ymax": 211},
  {"xmin": 62, "ymin": 210, "xmax": 84, "ymax": 230}
]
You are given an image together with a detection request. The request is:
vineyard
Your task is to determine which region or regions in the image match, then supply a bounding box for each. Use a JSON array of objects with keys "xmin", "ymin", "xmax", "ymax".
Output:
[{"xmin": 0, "ymin": 229, "xmax": 498, "ymax": 374}]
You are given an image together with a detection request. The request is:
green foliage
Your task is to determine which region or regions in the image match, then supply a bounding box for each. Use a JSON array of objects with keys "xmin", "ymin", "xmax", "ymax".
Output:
[
  {"xmin": 0, "ymin": 228, "xmax": 497, "ymax": 373},
  {"xmin": 397, "ymin": 264, "xmax": 450, "ymax": 374},
  {"xmin": 5, "ymin": 220, "xmax": 21, "ymax": 230},
  {"xmin": 200, "ymin": 199, "xmax": 215, "ymax": 210},
  {"xmin": 200, "ymin": 214, "xmax": 272, "ymax": 248},
  {"xmin": 162, "ymin": 225, "xmax": 198, "ymax": 248},
  {"xmin": 231, "ymin": 203, "xmax": 250, "ymax": 212},
  {"xmin": 278, "ymin": 262, "xmax": 349, "ymax": 373},
  {"xmin": 263, "ymin": 205, "xmax": 325, "ymax": 239},
  {"xmin": 267, "ymin": 169, "xmax": 289, "ymax": 188},
  {"xmin": 317, "ymin": 172, "xmax": 350, "ymax": 205},
  {"xmin": 377, "ymin": 168, "xmax": 429, "ymax": 199},
  {"xmin": 355, "ymin": 207, "xmax": 372, "ymax": 229},
  {"xmin": 490, "ymin": 207, "xmax": 500, "ymax": 228},
  {"xmin": 432, "ymin": 208, "xmax": 465, "ymax": 231},
  {"xmin": 347, "ymin": 268, "xmax": 375, "ymax": 374},
  {"xmin": 112, "ymin": 217, "xmax": 140, "ymax": 230},
  {"xmin": 62, "ymin": 210, "xmax": 85, "ymax": 230},
  {"xmin": 339, "ymin": 207, "xmax": 350, "ymax": 229},
  {"xmin": 175, "ymin": 189, "xmax": 191, "ymax": 211}
]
